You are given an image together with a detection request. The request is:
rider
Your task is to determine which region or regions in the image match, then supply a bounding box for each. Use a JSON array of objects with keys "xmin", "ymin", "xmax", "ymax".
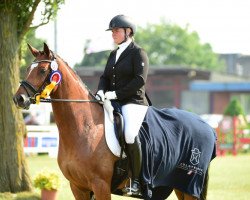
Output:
[{"xmin": 96, "ymin": 15, "xmax": 150, "ymax": 195}]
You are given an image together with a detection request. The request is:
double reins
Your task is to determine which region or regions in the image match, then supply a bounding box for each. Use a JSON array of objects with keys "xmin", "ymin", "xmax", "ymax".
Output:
[{"xmin": 38, "ymin": 96, "xmax": 101, "ymax": 104}]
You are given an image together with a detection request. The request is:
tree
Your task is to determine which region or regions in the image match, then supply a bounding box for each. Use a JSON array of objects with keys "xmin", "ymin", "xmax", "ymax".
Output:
[
  {"xmin": 0, "ymin": 0, "xmax": 64, "ymax": 192},
  {"xmin": 20, "ymin": 30, "xmax": 46, "ymax": 79},
  {"xmin": 75, "ymin": 39, "xmax": 111, "ymax": 68},
  {"xmin": 135, "ymin": 20, "xmax": 223, "ymax": 70},
  {"xmin": 224, "ymin": 99, "xmax": 245, "ymax": 116},
  {"xmin": 75, "ymin": 50, "xmax": 110, "ymax": 68},
  {"xmin": 79, "ymin": 21, "xmax": 224, "ymax": 70}
]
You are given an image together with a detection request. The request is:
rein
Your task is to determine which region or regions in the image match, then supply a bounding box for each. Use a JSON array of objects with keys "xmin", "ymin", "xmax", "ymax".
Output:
[
  {"xmin": 36, "ymin": 97, "xmax": 102, "ymax": 104},
  {"xmin": 24, "ymin": 91, "xmax": 102, "ymax": 104}
]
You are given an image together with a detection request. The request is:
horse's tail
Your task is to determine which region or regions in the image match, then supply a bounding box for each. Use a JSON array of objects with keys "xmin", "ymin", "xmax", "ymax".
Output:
[{"xmin": 200, "ymin": 165, "xmax": 210, "ymax": 200}]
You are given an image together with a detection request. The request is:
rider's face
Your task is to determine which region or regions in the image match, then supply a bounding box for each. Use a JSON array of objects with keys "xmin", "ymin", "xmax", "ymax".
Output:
[{"xmin": 112, "ymin": 28, "xmax": 126, "ymax": 45}]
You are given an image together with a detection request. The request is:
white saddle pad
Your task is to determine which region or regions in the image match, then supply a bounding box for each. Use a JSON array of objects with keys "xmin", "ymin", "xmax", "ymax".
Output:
[{"xmin": 104, "ymin": 108, "xmax": 122, "ymax": 157}]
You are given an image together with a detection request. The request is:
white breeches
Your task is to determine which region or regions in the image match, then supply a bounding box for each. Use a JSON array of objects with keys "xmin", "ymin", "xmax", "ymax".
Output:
[{"xmin": 121, "ymin": 104, "xmax": 148, "ymax": 144}]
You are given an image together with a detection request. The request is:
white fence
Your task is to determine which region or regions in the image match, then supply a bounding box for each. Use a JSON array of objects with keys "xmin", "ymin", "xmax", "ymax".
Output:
[{"xmin": 24, "ymin": 125, "xmax": 59, "ymax": 157}]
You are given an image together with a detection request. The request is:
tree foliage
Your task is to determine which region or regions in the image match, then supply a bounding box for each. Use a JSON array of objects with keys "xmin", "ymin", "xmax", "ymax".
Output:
[
  {"xmin": 75, "ymin": 50, "xmax": 111, "ymax": 68},
  {"xmin": 1, "ymin": 0, "xmax": 63, "ymax": 43},
  {"xmin": 75, "ymin": 39, "xmax": 111, "ymax": 68},
  {"xmin": 135, "ymin": 20, "xmax": 223, "ymax": 70},
  {"xmin": 224, "ymin": 99, "xmax": 245, "ymax": 116},
  {"xmin": 79, "ymin": 21, "xmax": 223, "ymax": 70},
  {"xmin": 20, "ymin": 30, "xmax": 46, "ymax": 79},
  {"xmin": 0, "ymin": 0, "xmax": 64, "ymax": 193}
]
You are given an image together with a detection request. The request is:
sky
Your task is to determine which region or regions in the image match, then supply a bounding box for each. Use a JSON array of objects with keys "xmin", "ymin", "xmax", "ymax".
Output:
[{"xmin": 35, "ymin": 0, "xmax": 250, "ymax": 67}]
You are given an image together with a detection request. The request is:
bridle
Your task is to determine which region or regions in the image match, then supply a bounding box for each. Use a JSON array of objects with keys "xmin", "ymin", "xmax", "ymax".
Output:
[
  {"xmin": 20, "ymin": 59, "xmax": 53, "ymax": 104},
  {"xmin": 20, "ymin": 57, "xmax": 101, "ymax": 104}
]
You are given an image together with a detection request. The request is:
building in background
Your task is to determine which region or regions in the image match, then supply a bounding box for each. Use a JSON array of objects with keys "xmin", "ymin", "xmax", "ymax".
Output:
[
  {"xmin": 219, "ymin": 54, "xmax": 250, "ymax": 78},
  {"xmin": 76, "ymin": 65, "xmax": 250, "ymax": 115}
]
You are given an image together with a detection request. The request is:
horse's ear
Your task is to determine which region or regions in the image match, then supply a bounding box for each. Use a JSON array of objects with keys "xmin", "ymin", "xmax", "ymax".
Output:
[
  {"xmin": 43, "ymin": 43, "xmax": 50, "ymax": 57},
  {"xmin": 27, "ymin": 43, "xmax": 39, "ymax": 57}
]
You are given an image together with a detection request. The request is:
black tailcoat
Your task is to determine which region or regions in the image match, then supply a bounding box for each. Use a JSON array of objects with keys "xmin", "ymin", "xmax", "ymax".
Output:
[{"xmin": 98, "ymin": 42, "xmax": 150, "ymax": 106}]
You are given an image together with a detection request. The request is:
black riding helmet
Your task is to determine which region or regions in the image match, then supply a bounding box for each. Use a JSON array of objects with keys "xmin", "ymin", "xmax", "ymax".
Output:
[{"xmin": 106, "ymin": 15, "xmax": 136, "ymax": 36}]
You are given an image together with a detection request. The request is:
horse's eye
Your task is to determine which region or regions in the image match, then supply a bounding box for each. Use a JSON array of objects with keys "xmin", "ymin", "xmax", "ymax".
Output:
[{"xmin": 40, "ymin": 68, "xmax": 47, "ymax": 74}]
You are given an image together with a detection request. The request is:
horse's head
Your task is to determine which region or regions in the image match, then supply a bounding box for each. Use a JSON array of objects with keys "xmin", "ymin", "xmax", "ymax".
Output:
[{"xmin": 13, "ymin": 43, "xmax": 61, "ymax": 109}]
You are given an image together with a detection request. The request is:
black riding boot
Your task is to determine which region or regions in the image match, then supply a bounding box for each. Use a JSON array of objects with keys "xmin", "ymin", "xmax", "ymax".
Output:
[{"xmin": 124, "ymin": 136, "xmax": 142, "ymax": 196}]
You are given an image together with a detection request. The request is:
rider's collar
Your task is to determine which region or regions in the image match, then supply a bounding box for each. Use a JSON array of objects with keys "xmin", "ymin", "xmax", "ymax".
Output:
[{"xmin": 118, "ymin": 38, "xmax": 132, "ymax": 51}]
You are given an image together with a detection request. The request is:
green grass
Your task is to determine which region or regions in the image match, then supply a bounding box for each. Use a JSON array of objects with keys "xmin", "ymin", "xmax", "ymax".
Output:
[
  {"xmin": 26, "ymin": 155, "xmax": 74, "ymax": 200},
  {"xmin": 2, "ymin": 154, "xmax": 250, "ymax": 199},
  {"xmin": 207, "ymin": 155, "xmax": 250, "ymax": 200},
  {"xmin": 0, "ymin": 192, "xmax": 40, "ymax": 200}
]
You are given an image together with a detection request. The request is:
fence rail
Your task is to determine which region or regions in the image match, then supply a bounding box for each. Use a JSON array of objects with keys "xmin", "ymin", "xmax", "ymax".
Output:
[{"xmin": 24, "ymin": 125, "xmax": 59, "ymax": 157}]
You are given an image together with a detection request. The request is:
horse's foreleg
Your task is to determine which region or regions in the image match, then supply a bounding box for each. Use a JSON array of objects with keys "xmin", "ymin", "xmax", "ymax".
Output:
[
  {"xmin": 70, "ymin": 182, "xmax": 91, "ymax": 200},
  {"xmin": 91, "ymin": 178, "xmax": 111, "ymax": 200},
  {"xmin": 174, "ymin": 189, "xmax": 198, "ymax": 200}
]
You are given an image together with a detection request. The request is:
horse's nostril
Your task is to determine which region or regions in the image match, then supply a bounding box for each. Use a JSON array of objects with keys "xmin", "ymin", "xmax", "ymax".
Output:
[
  {"xmin": 13, "ymin": 95, "xmax": 22, "ymax": 105},
  {"xmin": 13, "ymin": 94, "xmax": 24, "ymax": 103},
  {"xmin": 13, "ymin": 94, "xmax": 31, "ymax": 109},
  {"xmin": 19, "ymin": 94, "xmax": 26, "ymax": 103}
]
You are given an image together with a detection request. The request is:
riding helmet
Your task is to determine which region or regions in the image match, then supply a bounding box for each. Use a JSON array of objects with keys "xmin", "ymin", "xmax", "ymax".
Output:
[{"xmin": 106, "ymin": 15, "xmax": 136, "ymax": 35}]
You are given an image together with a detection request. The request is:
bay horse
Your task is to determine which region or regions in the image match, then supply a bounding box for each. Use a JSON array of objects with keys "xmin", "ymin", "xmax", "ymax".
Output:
[{"xmin": 13, "ymin": 43, "xmax": 215, "ymax": 200}]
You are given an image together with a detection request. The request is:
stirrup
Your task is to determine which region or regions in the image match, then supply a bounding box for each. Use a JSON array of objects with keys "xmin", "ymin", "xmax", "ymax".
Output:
[{"xmin": 122, "ymin": 178, "xmax": 141, "ymax": 196}]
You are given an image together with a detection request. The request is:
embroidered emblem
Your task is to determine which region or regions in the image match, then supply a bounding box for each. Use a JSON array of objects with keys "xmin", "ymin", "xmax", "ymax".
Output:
[
  {"xmin": 190, "ymin": 148, "xmax": 201, "ymax": 165},
  {"xmin": 177, "ymin": 162, "xmax": 204, "ymax": 176}
]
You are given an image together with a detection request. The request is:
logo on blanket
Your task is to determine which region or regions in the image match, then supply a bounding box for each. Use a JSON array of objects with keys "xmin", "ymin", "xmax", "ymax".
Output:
[
  {"xmin": 190, "ymin": 148, "xmax": 201, "ymax": 165},
  {"xmin": 177, "ymin": 148, "xmax": 203, "ymax": 175}
]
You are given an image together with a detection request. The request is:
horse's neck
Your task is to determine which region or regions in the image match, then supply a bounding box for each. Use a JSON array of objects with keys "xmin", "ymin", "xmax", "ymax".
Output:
[{"xmin": 50, "ymin": 60, "xmax": 103, "ymax": 140}]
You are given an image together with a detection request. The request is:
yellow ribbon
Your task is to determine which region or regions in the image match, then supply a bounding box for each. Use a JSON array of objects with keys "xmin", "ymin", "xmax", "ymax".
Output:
[{"xmin": 35, "ymin": 81, "xmax": 57, "ymax": 104}]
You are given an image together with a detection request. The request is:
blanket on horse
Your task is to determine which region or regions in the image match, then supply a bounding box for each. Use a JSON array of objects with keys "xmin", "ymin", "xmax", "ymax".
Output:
[{"xmin": 138, "ymin": 107, "xmax": 216, "ymax": 198}]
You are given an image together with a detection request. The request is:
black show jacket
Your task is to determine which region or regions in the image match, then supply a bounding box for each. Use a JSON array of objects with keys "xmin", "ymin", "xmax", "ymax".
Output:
[{"xmin": 98, "ymin": 42, "xmax": 150, "ymax": 106}]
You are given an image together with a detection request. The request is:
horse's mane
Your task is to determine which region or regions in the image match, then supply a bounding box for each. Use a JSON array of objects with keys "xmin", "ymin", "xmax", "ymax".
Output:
[{"xmin": 56, "ymin": 54, "xmax": 96, "ymax": 97}]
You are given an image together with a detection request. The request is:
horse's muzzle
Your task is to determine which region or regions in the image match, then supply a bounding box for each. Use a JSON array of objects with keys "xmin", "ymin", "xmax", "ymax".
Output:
[{"xmin": 13, "ymin": 94, "xmax": 31, "ymax": 110}]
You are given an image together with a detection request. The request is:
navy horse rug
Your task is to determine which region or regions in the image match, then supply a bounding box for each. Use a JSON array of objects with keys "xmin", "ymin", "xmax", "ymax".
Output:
[{"xmin": 138, "ymin": 106, "xmax": 217, "ymax": 199}]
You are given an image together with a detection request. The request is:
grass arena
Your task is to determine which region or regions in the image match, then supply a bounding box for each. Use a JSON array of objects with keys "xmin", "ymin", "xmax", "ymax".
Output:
[{"xmin": 0, "ymin": 154, "xmax": 249, "ymax": 200}]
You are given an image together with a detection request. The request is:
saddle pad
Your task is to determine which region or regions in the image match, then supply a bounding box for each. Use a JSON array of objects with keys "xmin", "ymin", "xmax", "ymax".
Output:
[
  {"xmin": 104, "ymin": 108, "xmax": 122, "ymax": 157},
  {"xmin": 139, "ymin": 106, "xmax": 217, "ymax": 198}
]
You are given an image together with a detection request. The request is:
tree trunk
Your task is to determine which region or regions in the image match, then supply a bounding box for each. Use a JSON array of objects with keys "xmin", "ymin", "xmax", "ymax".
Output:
[{"xmin": 0, "ymin": 8, "xmax": 32, "ymax": 192}]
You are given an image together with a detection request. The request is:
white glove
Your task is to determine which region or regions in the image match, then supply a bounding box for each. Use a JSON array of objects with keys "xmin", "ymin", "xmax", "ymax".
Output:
[
  {"xmin": 96, "ymin": 90, "xmax": 104, "ymax": 102},
  {"xmin": 105, "ymin": 91, "xmax": 117, "ymax": 100},
  {"xmin": 104, "ymin": 99, "xmax": 114, "ymax": 123}
]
